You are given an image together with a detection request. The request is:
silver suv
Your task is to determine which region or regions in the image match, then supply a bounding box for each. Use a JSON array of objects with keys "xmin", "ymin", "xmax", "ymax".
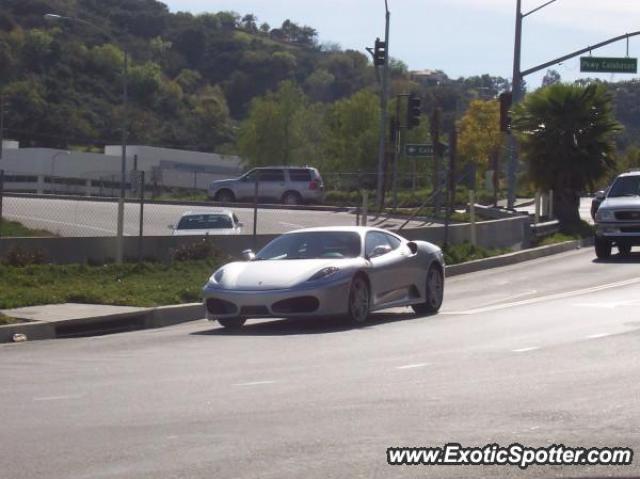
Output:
[
  {"xmin": 594, "ymin": 170, "xmax": 640, "ymax": 258},
  {"xmin": 208, "ymin": 166, "xmax": 324, "ymax": 205}
]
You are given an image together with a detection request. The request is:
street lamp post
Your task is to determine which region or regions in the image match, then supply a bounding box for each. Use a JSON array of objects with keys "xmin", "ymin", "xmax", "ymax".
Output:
[
  {"xmin": 375, "ymin": 1, "xmax": 391, "ymax": 211},
  {"xmin": 508, "ymin": 0, "xmax": 557, "ymax": 209},
  {"xmin": 44, "ymin": 13, "xmax": 129, "ymax": 263}
]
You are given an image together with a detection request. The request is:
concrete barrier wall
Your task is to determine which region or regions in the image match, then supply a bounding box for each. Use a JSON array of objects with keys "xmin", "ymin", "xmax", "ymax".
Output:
[
  {"xmin": 0, "ymin": 234, "xmax": 278, "ymax": 264},
  {"xmin": 1, "ymin": 215, "xmax": 530, "ymax": 265},
  {"xmin": 401, "ymin": 215, "xmax": 531, "ymax": 250}
]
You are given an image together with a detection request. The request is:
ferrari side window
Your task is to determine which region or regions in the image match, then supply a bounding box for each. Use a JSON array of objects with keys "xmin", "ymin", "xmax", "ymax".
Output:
[{"xmin": 365, "ymin": 232, "xmax": 392, "ymax": 258}]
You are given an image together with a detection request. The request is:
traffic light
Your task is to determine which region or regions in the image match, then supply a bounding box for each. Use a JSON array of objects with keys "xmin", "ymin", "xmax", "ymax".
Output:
[
  {"xmin": 407, "ymin": 94, "xmax": 421, "ymax": 129},
  {"xmin": 374, "ymin": 38, "xmax": 386, "ymax": 66},
  {"xmin": 499, "ymin": 92, "xmax": 512, "ymax": 132}
]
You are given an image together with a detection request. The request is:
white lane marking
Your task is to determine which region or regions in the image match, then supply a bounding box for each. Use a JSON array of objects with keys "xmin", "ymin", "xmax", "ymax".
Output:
[
  {"xmin": 33, "ymin": 394, "xmax": 83, "ymax": 401},
  {"xmin": 442, "ymin": 277, "xmax": 640, "ymax": 315},
  {"xmin": 512, "ymin": 347, "xmax": 540, "ymax": 353},
  {"xmin": 396, "ymin": 363, "xmax": 429, "ymax": 370},
  {"xmin": 587, "ymin": 333, "xmax": 612, "ymax": 339},
  {"xmin": 574, "ymin": 299, "xmax": 640, "ymax": 309},
  {"xmin": 233, "ymin": 380, "xmax": 277, "ymax": 387},
  {"xmin": 473, "ymin": 289, "xmax": 538, "ymax": 308},
  {"xmin": 278, "ymin": 222, "xmax": 305, "ymax": 228}
]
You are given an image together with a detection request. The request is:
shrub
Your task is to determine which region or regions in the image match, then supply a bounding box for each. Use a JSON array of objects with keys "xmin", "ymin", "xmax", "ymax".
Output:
[
  {"xmin": 172, "ymin": 238, "xmax": 222, "ymax": 261},
  {"xmin": 2, "ymin": 247, "xmax": 47, "ymax": 267}
]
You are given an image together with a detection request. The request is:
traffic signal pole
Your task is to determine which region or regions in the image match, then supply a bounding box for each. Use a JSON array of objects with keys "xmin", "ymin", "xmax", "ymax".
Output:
[
  {"xmin": 507, "ymin": 0, "xmax": 523, "ymax": 210},
  {"xmin": 375, "ymin": 1, "xmax": 390, "ymax": 212}
]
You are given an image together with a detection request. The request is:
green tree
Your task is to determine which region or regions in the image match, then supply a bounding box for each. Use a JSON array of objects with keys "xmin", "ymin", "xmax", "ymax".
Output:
[
  {"xmin": 457, "ymin": 99, "xmax": 503, "ymax": 176},
  {"xmin": 512, "ymin": 83, "xmax": 621, "ymax": 228},
  {"xmin": 237, "ymin": 80, "xmax": 308, "ymax": 166},
  {"xmin": 324, "ymin": 89, "xmax": 379, "ymax": 175}
]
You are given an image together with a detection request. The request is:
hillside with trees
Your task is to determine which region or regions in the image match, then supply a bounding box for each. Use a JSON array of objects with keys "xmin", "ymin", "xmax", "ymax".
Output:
[{"xmin": 1, "ymin": 0, "xmax": 639, "ymax": 186}]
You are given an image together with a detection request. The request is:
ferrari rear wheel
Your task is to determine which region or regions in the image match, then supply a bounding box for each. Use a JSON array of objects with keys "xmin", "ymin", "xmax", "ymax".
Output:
[
  {"xmin": 347, "ymin": 275, "xmax": 370, "ymax": 324},
  {"xmin": 218, "ymin": 317, "xmax": 246, "ymax": 329},
  {"xmin": 412, "ymin": 264, "xmax": 444, "ymax": 315}
]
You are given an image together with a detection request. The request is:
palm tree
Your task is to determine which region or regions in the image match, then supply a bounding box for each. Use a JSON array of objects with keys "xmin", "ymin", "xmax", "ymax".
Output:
[{"xmin": 512, "ymin": 83, "xmax": 621, "ymax": 228}]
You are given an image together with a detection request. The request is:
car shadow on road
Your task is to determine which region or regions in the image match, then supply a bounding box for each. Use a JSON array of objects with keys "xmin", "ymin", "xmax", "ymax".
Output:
[
  {"xmin": 191, "ymin": 310, "xmax": 425, "ymax": 336},
  {"xmin": 592, "ymin": 251, "xmax": 640, "ymax": 264}
]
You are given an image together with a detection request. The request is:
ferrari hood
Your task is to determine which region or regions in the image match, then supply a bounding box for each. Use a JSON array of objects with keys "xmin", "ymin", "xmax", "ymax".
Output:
[{"xmin": 214, "ymin": 258, "xmax": 358, "ymax": 290}]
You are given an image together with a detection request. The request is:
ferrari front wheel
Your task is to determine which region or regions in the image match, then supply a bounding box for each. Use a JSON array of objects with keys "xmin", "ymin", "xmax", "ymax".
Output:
[
  {"xmin": 413, "ymin": 264, "xmax": 444, "ymax": 316},
  {"xmin": 347, "ymin": 275, "xmax": 370, "ymax": 324}
]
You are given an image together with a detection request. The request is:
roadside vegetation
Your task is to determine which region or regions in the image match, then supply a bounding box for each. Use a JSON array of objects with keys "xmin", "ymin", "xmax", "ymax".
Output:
[
  {"xmin": 0, "ymin": 259, "xmax": 223, "ymax": 310},
  {"xmin": 0, "ymin": 239, "xmax": 512, "ymax": 310},
  {"xmin": 443, "ymin": 242, "xmax": 510, "ymax": 265},
  {"xmin": 532, "ymin": 220, "xmax": 594, "ymax": 247},
  {"xmin": 0, "ymin": 219, "xmax": 54, "ymax": 237},
  {"xmin": 0, "ymin": 312, "xmax": 19, "ymax": 325}
]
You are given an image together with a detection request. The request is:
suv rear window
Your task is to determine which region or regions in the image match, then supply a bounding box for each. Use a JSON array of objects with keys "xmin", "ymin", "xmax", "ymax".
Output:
[{"xmin": 289, "ymin": 169, "xmax": 312, "ymax": 182}]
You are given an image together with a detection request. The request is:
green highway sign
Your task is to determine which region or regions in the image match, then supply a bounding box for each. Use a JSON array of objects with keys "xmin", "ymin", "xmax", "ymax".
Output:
[
  {"xmin": 405, "ymin": 142, "xmax": 448, "ymax": 158},
  {"xmin": 405, "ymin": 144, "xmax": 432, "ymax": 157},
  {"xmin": 580, "ymin": 57, "xmax": 637, "ymax": 74}
]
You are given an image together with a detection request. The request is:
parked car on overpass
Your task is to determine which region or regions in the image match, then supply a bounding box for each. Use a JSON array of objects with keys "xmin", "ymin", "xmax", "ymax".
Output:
[
  {"xmin": 202, "ymin": 226, "xmax": 445, "ymax": 329},
  {"xmin": 170, "ymin": 210, "xmax": 242, "ymax": 236},
  {"xmin": 207, "ymin": 166, "xmax": 324, "ymax": 205}
]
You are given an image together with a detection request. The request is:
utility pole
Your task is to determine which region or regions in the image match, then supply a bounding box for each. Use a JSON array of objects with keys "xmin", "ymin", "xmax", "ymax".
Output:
[
  {"xmin": 507, "ymin": 0, "xmax": 523, "ymax": 210},
  {"xmin": 375, "ymin": 1, "xmax": 390, "ymax": 211},
  {"xmin": 430, "ymin": 108, "xmax": 441, "ymax": 215},
  {"xmin": 0, "ymin": 94, "xmax": 4, "ymax": 162},
  {"xmin": 508, "ymin": 0, "xmax": 557, "ymax": 209},
  {"xmin": 115, "ymin": 49, "xmax": 128, "ymax": 263},
  {"xmin": 44, "ymin": 13, "xmax": 129, "ymax": 263}
]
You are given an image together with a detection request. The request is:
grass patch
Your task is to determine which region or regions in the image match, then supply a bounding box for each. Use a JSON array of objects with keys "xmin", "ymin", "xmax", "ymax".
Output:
[
  {"xmin": 0, "ymin": 312, "xmax": 19, "ymax": 325},
  {"xmin": 0, "ymin": 219, "xmax": 54, "ymax": 237},
  {"xmin": 533, "ymin": 220, "xmax": 594, "ymax": 247},
  {"xmin": 0, "ymin": 259, "xmax": 225, "ymax": 310},
  {"xmin": 443, "ymin": 242, "xmax": 511, "ymax": 265},
  {"xmin": 154, "ymin": 190, "xmax": 209, "ymax": 202}
]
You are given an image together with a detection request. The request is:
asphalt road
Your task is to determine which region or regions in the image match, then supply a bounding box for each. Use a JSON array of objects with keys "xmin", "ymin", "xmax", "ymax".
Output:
[
  {"xmin": 2, "ymin": 248, "xmax": 640, "ymax": 478},
  {"xmin": 2, "ymin": 196, "xmax": 431, "ymax": 236}
]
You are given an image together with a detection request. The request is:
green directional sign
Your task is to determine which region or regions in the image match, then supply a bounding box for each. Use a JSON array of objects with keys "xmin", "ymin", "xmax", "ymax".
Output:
[
  {"xmin": 580, "ymin": 56, "xmax": 637, "ymax": 74},
  {"xmin": 405, "ymin": 144, "xmax": 432, "ymax": 157},
  {"xmin": 405, "ymin": 142, "xmax": 448, "ymax": 158}
]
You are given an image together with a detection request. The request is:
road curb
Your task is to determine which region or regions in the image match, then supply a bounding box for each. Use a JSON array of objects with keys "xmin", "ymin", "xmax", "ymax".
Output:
[
  {"xmin": 445, "ymin": 238, "xmax": 593, "ymax": 277},
  {"xmin": 0, "ymin": 303, "xmax": 204, "ymax": 343}
]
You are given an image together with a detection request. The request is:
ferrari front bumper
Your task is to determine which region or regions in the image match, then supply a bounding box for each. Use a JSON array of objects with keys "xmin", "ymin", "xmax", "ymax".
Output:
[{"xmin": 202, "ymin": 278, "xmax": 352, "ymax": 320}]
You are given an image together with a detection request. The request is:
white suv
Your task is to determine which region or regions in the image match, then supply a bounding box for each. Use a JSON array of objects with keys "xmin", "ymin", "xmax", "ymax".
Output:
[
  {"xmin": 594, "ymin": 170, "xmax": 640, "ymax": 258},
  {"xmin": 208, "ymin": 166, "xmax": 324, "ymax": 205}
]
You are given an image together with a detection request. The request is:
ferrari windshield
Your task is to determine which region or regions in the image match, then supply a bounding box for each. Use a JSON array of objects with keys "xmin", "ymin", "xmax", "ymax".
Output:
[
  {"xmin": 608, "ymin": 176, "xmax": 640, "ymax": 197},
  {"xmin": 256, "ymin": 231, "xmax": 361, "ymax": 260}
]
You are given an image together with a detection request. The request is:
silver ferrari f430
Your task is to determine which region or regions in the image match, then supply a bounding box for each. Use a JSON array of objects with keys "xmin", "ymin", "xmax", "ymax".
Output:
[{"xmin": 202, "ymin": 226, "xmax": 445, "ymax": 328}]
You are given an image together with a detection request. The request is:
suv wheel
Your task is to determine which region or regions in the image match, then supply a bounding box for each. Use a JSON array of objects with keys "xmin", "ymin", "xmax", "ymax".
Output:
[
  {"xmin": 595, "ymin": 237, "xmax": 612, "ymax": 259},
  {"xmin": 215, "ymin": 189, "xmax": 235, "ymax": 203},
  {"xmin": 282, "ymin": 191, "xmax": 302, "ymax": 205}
]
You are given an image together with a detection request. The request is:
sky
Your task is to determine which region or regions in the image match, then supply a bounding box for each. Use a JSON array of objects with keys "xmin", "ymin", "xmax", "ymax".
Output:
[{"xmin": 162, "ymin": 0, "xmax": 640, "ymax": 88}]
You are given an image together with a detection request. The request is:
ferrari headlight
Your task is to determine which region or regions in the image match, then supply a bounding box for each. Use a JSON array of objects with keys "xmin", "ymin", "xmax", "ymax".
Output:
[
  {"xmin": 308, "ymin": 266, "xmax": 340, "ymax": 281},
  {"xmin": 596, "ymin": 209, "xmax": 614, "ymax": 222}
]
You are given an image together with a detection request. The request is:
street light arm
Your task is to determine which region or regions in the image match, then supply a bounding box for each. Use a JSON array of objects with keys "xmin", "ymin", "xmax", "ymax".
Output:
[
  {"xmin": 522, "ymin": 0, "xmax": 557, "ymax": 19},
  {"xmin": 44, "ymin": 12, "xmax": 119, "ymax": 47},
  {"xmin": 521, "ymin": 30, "xmax": 640, "ymax": 77}
]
